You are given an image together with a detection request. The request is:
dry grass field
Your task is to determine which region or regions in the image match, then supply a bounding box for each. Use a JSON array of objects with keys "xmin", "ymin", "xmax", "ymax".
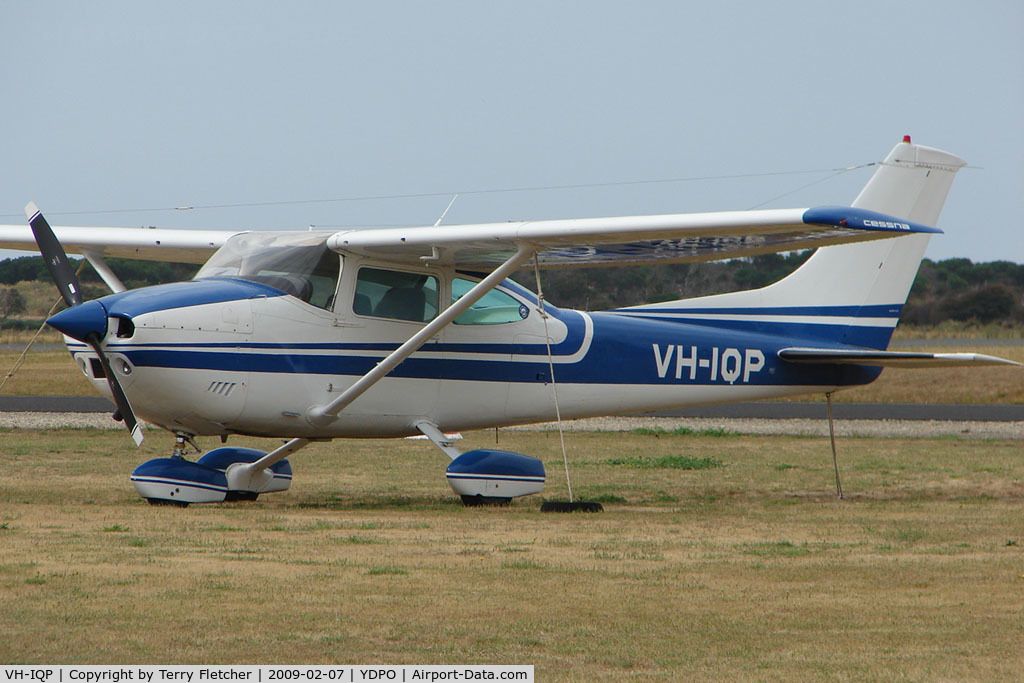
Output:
[{"xmin": 2, "ymin": 428, "xmax": 1022, "ymax": 679}]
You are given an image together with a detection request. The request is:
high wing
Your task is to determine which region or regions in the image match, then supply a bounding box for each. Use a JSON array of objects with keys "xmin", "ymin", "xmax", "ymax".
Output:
[
  {"xmin": 2, "ymin": 205, "xmax": 936, "ymax": 269},
  {"xmin": 0, "ymin": 224, "xmax": 239, "ymax": 264},
  {"xmin": 326, "ymin": 206, "xmax": 941, "ymax": 268},
  {"xmin": 779, "ymin": 348, "xmax": 1021, "ymax": 368}
]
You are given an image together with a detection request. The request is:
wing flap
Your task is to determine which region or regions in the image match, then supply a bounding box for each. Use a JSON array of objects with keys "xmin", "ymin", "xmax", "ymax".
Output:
[
  {"xmin": 328, "ymin": 205, "xmax": 941, "ymax": 268},
  {"xmin": 779, "ymin": 347, "xmax": 1020, "ymax": 368}
]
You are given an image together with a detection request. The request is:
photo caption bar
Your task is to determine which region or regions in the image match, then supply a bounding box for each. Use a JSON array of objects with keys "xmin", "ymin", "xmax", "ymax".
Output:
[{"xmin": 0, "ymin": 667, "xmax": 533, "ymax": 683}]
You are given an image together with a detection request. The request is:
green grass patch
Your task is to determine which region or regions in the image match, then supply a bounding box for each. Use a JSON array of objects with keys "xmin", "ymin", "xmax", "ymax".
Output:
[
  {"xmin": 501, "ymin": 560, "xmax": 544, "ymax": 570},
  {"xmin": 587, "ymin": 493, "xmax": 628, "ymax": 504},
  {"xmin": 365, "ymin": 566, "xmax": 409, "ymax": 576},
  {"xmin": 740, "ymin": 541, "xmax": 813, "ymax": 557},
  {"xmin": 607, "ymin": 454, "xmax": 724, "ymax": 470},
  {"xmin": 338, "ymin": 535, "xmax": 383, "ymax": 545}
]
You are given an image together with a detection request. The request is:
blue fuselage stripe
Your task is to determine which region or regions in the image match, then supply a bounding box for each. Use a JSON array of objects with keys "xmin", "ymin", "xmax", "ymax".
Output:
[{"xmin": 90, "ymin": 310, "xmax": 884, "ymax": 388}]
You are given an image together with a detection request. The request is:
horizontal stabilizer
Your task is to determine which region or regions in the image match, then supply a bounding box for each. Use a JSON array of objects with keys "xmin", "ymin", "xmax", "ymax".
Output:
[{"xmin": 778, "ymin": 347, "xmax": 1021, "ymax": 368}]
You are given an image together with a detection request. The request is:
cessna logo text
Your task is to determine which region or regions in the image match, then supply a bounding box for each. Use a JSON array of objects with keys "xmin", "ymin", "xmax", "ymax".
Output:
[
  {"xmin": 863, "ymin": 219, "xmax": 910, "ymax": 230},
  {"xmin": 653, "ymin": 344, "xmax": 765, "ymax": 384}
]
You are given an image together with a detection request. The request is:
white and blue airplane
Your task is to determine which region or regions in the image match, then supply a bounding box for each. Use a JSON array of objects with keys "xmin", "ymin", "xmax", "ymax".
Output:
[{"xmin": 0, "ymin": 137, "xmax": 1017, "ymax": 506}]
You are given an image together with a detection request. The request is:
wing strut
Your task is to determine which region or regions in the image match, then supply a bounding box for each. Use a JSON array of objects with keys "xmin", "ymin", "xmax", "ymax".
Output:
[
  {"xmin": 213, "ymin": 245, "xmax": 535, "ymax": 494},
  {"xmin": 307, "ymin": 244, "xmax": 536, "ymax": 427},
  {"xmin": 415, "ymin": 421, "xmax": 463, "ymax": 460},
  {"xmin": 81, "ymin": 249, "xmax": 127, "ymax": 293},
  {"xmin": 225, "ymin": 437, "xmax": 311, "ymax": 494}
]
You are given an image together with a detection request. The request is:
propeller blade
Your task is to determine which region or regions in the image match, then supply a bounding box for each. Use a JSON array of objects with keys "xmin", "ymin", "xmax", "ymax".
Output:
[
  {"xmin": 23, "ymin": 202, "xmax": 143, "ymax": 446},
  {"xmin": 87, "ymin": 335, "xmax": 144, "ymax": 446},
  {"xmin": 25, "ymin": 201, "xmax": 83, "ymax": 308}
]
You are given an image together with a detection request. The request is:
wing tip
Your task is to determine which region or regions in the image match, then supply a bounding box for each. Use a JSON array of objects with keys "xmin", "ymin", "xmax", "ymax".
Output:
[{"xmin": 802, "ymin": 206, "xmax": 943, "ymax": 236}]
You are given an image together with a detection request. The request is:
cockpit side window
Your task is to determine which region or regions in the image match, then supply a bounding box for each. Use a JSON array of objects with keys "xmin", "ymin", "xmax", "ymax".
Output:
[
  {"xmin": 452, "ymin": 278, "xmax": 528, "ymax": 325},
  {"xmin": 354, "ymin": 267, "xmax": 438, "ymax": 323},
  {"xmin": 303, "ymin": 250, "xmax": 342, "ymax": 310}
]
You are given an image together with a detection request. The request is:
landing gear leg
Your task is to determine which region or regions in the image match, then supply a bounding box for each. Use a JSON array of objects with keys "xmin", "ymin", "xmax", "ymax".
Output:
[{"xmin": 171, "ymin": 432, "xmax": 200, "ymax": 460}]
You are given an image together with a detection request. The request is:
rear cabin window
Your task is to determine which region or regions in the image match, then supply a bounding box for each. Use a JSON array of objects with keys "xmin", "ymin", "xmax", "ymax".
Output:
[
  {"xmin": 452, "ymin": 278, "xmax": 527, "ymax": 325},
  {"xmin": 354, "ymin": 268, "xmax": 439, "ymax": 323}
]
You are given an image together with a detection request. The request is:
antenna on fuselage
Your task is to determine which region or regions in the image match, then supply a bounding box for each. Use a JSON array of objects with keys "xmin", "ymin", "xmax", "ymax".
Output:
[{"xmin": 433, "ymin": 194, "xmax": 459, "ymax": 226}]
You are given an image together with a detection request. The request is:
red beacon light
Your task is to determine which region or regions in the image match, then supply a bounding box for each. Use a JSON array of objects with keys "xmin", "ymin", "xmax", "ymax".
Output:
[{"xmin": 903, "ymin": 135, "xmax": 912, "ymax": 143}]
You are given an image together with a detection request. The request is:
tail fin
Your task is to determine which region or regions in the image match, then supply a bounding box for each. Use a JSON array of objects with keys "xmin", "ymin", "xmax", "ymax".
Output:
[
  {"xmin": 777, "ymin": 137, "xmax": 967, "ymax": 320},
  {"xmin": 637, "ymin": 138, "xmax": 966, "ymax": 349}
]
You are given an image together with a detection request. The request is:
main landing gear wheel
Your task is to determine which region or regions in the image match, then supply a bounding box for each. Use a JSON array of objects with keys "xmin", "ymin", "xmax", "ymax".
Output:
[{"xmin": 224, "ymin": 490, "xmax": 260, "ymax": 502}]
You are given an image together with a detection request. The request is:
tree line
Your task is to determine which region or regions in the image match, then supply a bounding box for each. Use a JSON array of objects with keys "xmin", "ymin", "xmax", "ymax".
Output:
[
  {"xmin": 0, "ymin": 255, "xmax": 199, "ymax": 289},
  {"xmin": 524, "ymin": 254, "xmax": 1024, "ymax": 326},
  {"xmin": 1, "ymin": 252, "xmax": 1022, "ymax": 326}
]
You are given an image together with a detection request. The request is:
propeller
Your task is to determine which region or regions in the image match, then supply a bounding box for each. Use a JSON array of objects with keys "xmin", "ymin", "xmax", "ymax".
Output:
[{"xmin": 25, "ymin": 202, "xmax": 144, "ymax": 445}]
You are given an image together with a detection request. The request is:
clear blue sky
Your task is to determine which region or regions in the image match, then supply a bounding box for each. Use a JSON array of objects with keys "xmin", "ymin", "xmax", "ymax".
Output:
[{"xmin": 2, "ymin": 0, "xmax": 1021, "ymax": 263}]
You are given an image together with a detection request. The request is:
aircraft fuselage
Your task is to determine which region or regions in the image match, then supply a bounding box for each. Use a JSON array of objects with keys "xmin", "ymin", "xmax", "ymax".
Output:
[{"xmin": 63, "ymin": 265, "xmax": 882, "ymax": 439}]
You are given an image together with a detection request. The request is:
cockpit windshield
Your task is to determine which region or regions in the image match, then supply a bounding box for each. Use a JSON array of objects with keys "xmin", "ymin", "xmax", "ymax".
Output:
[{"xmin": 196, "ymin": 231, "xmax": 341, "ymax": 310}]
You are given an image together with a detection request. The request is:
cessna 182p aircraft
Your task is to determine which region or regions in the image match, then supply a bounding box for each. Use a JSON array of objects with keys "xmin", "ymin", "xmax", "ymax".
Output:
[{"xmin": 0, "ymin": 137, "xmax": 1017, "ymax": 506}]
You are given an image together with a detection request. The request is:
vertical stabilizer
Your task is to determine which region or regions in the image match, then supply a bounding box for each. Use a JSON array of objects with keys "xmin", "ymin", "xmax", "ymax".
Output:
[{"xmin": 627, "ymin": 138, "xmax": 966, "ymax": 349}]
